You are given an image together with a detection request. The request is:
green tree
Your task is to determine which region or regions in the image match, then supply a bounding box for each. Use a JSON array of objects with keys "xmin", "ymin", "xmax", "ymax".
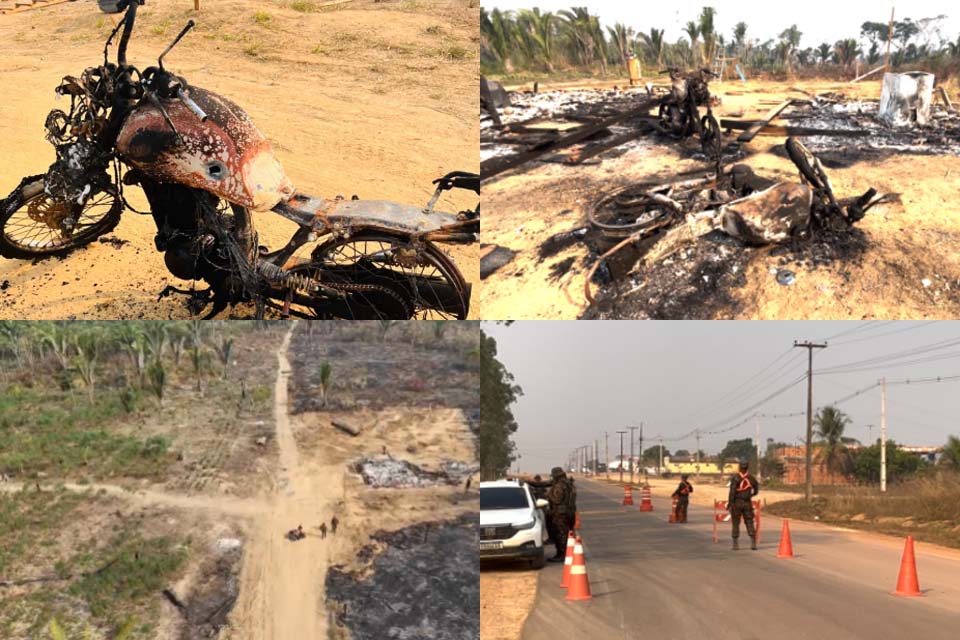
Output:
[
  {"xmin": 517, "ymin": 8, "xmax": 558, "ymax": 72},
  {"xmin": 852, "ymin": 440, "xmax": 924, "ymax": 484},
  {"xmin": 718, "ymin": 438, "xmax": 756, "ymax": 467},
  {"xmin": 834, "ymin": 38, "xmax": 861, "ymax": 67},
  {"xmin": 813, "ymin": 405, "xmax": 857, "ymax": 474},
  {"xmin": 698, "ymin": 7, "xmax": 717, "ymax": 66},
  {"xmin": 72, "ymin": 328, "xmax": 102, "ymax": 404},
  {"xmin": 606, "ymin": 22, "xmax": 634, "ymax": 68},
  {"xmin": 641, "ymin": 445, "xmax": 669, "ymax": 466},
  {"xmin": 318, "ymin": 361, "xmax": 332, "ymax": 408},
  {"xmin": 939, "ymin": 435, "xmax": 960, "ymax": 470},
  {"xmin": 817, "ymin": 42, "xmax": 833, "ymax": 65},
  {"xmin": 480, "ymin": 330, "xmax": 522, "ymax": 480},
  {"xmin": 683, "ymin": 21, "xmax": 701, "ymax": 66},
  {"xmin": 639, "ymin": 28, "xmax": 665, "ymax": 67},
  {"xmin": 778, "ymin": 24, "xmax": 802, "ymax": 69},
  {"xmin": 733, "ymin": 21, "xmax": 748, "ymax": 57}
]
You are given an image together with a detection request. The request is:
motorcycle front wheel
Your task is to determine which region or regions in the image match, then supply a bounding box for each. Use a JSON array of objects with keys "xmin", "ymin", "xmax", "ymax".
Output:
[{"xmin": 0, "ymin": 175, "xmax": 122, "ymax": 259}]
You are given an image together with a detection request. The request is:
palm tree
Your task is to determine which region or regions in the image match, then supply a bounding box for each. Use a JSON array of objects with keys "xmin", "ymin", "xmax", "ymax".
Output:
[
  {"xmin": 816, "ymin": 42, "xmax": 832, "ymax": 65},
  {"xmin": 639, "ymin": 28, "xmax": 665, "ymax": 68},
  {"xmin": 516, "ymin": 8, "xmax": 557, "ymax": 72},
  {"xmin": 813, "ymin": 405, "xmax": 857, "ymax": 475},
  {"xmin": 559, "ymin": 7, "xmax": 608, "ymax": 74},
  {"xmin": 778, "ymin": 24, "xmax": 802, "ymax": 70},
  {"xmin": 733, "ymin": 21, "xmax": 748, "ymax": 58},
  {"xmin": 834, "ymin": 38, "xmax": 861, "ymax": 68},
  {"xmin": 698, "ymin": 7, "xmax": 717, "ymax": 66},
  {"xmin": 606, "ymin": 22, "xmax": 634, "ymax": 68},
  {"xmin": 683, "ymin": 21, "xmax": 700, "ymax": 67},
  {"xmin": 480, "ymin": 8, "xmax": 517, "ymax": 72}
]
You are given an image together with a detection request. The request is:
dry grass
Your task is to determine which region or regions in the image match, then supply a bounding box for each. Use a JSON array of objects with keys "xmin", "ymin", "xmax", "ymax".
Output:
[{"xmin": 767, "ymin": 473, "xmax": 960, "ymax": 548}]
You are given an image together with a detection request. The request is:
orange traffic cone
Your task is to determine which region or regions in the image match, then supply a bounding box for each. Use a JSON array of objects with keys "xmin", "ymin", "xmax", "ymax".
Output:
[
  {"xmin": 560, "ymin": 531, "xmax": 575, "ymax": 588},
  {"xmin": 777, "ymin": 520, "xmax": 794, "ymax": 558},
  {"xmin": 565, "ymin": 536, "xmax": 592, "ymax": 601},
  {"xmin": 622, "ymin": 485, "xmax": 634, "ymax": 506},
  {"xmin": 668, "ymin": 496, "xmax": 678, "ymax": 523},
  {"xmin": 574, "ymin": 511, "xmax": 582, "ymax": 530},
  {"xmin": 639, "ymin": 485, "xmax": 654, "ymax": 512},
  {"xmin": 893, "ymin": 536, "xmax": 923, "ymax": 597}
]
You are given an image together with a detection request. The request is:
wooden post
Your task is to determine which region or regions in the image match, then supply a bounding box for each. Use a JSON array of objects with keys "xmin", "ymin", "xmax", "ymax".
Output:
[
  {"xmin": 884, "ymin": 7, "xmax": 895, "ymax": 71},
  {"xmin": 194, "ymin": 0, "xmax": 200, "ymax": 10}
]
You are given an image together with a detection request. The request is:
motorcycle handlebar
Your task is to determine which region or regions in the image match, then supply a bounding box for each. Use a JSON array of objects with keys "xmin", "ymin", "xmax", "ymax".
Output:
[
  {"xmin": 177, "ymin": 88, "xmax": 208, "ymax": 122},
  {"xmin": 117, "ymin": 1, "xmax": 143, "ymax": 67}
]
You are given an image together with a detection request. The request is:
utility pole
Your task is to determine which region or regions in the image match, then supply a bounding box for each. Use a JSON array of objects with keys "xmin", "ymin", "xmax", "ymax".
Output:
[
  {"xmin": 695, "ymin": 429, "xmax": 701, "ymax": 479},
  {"xmin": 755, "ymin": 414, "xmax": 762, "ymax": 482},
  {"xmin": 594, "ymin": 439, "xmax": 598, "ymax": 477},
  {"xmin": 795, "ymin": 340, "xmax": 827, "ymax": 502},
  {"xmin": 617, "ymin": 431, "xmax": 627, "ymax": 483},
  {"xmin": 658, "ymin": 437, "xmax": 664, "ymax": 475},
  {"xmin": 867, "ymin": 424, "xmax": 874, "ymax": 444},
  {"xmin": 638, "ymin": 423, "xmax": 644, "ymax": 479},
  {"xmin": 881, "ymin": 377, "xmax": 887, "ymax": 493},
  {"xmin": 605, "ymin": 432, "xmax": 610, "ymax": 480},
  {"xmin": 629, "ymin": 426, "xmax": 638, "ymax": 484}
]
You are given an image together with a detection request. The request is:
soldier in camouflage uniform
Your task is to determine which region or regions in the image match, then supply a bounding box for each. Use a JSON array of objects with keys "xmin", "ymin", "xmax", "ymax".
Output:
[
  {"xmin": 728, "ymin": 459, "xmax": 760, "ymax": 550},
  {"xmin": 545, "ymin": 467, "xmax": 572, "ymax": 562}
]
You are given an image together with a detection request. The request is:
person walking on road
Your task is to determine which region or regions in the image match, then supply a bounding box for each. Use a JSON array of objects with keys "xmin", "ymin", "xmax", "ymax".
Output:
[
  {"xmin": 728, "ymin": 460, "xmax": 760, "ymax": 550},
  {"xmin": 672, "ymin": 474, "xmax": 693, "ymax": 523},
  {"xmin": 545, "ymin": 467, "xmax": 573, "ymax": 562}
]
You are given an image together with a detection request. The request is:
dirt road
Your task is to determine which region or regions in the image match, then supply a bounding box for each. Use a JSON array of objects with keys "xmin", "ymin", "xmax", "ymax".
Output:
[
  {"xmin": 521, "ymin": 478, "xmax": 960, "ymax": 639},
  {"xmin": 0, "ymin": 0, "xmax": 478, "ymax": 319},
  {"xmin": 228, "ymin": 321, "xmax": 346, "ymax": 639}
]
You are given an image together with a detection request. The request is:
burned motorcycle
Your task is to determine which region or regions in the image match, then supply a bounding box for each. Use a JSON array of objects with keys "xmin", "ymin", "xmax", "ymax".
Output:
[
  {"xmin": 657, "ymin": 67, "xmax": 722, "ymax": 159},
  {"xmin": 0, "ymin": 1, "xmax": 478, "ymax": 319}
]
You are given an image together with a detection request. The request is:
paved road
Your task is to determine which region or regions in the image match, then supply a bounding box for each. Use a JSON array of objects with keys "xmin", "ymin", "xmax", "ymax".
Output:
[{"xmin": 521, "ymin": 478, "xmax": 960, "ymax": 640}]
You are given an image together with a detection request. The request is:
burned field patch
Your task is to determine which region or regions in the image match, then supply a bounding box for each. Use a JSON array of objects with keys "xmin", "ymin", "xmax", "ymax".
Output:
[
  {"xmin": 287, "ymin": 322, "xmax": 479, "ymax": 415},
  {"xmin": 326, "ymin": 514, "xmax": 478, "ymax": 640}
]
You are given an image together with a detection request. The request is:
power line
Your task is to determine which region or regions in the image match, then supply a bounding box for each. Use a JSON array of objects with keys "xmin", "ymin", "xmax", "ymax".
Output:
[{"xmin": 830, "ymin": 321, "xmax": 939, "ymax": 346}]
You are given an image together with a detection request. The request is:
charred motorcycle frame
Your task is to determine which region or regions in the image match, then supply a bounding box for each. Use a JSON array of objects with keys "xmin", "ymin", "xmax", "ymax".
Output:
[{"xmin": 0, "ymin": 1, "xmax": 478, "ymax": 319}]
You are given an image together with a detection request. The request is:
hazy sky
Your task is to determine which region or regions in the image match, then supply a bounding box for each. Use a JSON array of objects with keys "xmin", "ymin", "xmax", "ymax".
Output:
[
  {"xmin": 483, "ymin": 321, "xmax": 960, "ymax": 473},
  {"xmin": 483, "ymin": 1, "xmax": 958, "ymax": 52}
]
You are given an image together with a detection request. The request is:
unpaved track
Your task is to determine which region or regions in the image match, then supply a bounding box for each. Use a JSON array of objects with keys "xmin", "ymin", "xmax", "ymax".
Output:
[{"xmin": 230, "ymin": 321, "xmax": 344, "ymax": 639}]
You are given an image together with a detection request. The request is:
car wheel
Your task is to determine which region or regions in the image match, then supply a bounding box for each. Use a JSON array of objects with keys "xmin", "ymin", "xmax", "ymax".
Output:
[{"xmin": 530, "ymin": 550, "xmax": 545, "ymax": 570}]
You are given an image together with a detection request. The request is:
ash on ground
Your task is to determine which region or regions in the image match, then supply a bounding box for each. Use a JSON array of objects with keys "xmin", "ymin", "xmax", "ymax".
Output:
[
  {"xmin": 786, "ymin": 98, "xmax": 960, "ymax": 156},
  {"xmin": 585, "ymin": 231, "xmax": 752, "ymax": 319},
  {"xmin": 173, "ymin": 544, "xmax": 242, "ymax": 640},
  {"xmin": 326, "ymin": 514, "xmax": 478, "ymax": 640},
  {"xmin": 353, "ymin": 457, "xmax": 470, "ymax": 488}
]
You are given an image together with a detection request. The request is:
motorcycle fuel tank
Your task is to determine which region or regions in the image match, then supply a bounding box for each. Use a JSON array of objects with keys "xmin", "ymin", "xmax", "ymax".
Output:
[{"xmin": 116, "ymin": 86, "xmax": 294, "ymax": 211}]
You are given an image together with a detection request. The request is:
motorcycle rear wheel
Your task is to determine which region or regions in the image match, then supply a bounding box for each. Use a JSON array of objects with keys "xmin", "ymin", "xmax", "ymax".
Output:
[
  {"xmin": 309, "ymin": 233, "xmax": 470, "ymax": 320},
  {"xmin": 0, "ymin": 175, "xmax": 122, "ymax": 259}
]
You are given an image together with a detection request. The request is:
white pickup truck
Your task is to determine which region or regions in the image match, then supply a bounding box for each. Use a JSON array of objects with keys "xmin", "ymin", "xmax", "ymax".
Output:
[{"xmin": 479, "ymin": 479, "xmax": 549, "ymax": 569}]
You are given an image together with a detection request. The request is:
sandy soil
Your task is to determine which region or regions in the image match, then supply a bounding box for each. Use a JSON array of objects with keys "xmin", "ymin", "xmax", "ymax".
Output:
[
  {"xmin": 480, "ymin": 564, "xmax": 538, "ymax": 640},
  {"xmin": 481, "ymin": 78, "xmax": 960, "ymax": 320},
  {"xmin": 0, "ymin": 0, "xmax": 478, "ymax": 319}
]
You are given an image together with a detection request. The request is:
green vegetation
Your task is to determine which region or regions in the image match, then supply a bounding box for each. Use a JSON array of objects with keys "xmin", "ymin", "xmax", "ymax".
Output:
[
  {"xmin": 0, "ymin": 387, "xmax": 170, "ymax": 479},
  {"xmin": 253, "ymin": 11, "xmax": 272, "ymax": 25},
  {"xmin": 69, "ymin": 532, "xmax": 187, "ymax": 622},
  {"xmin": 481, "ymin": 5, "xmax": 960, "ymax": 82},
  {"xmin": 479, "ymin": 330, "xmax": 522, "ymax": 480},
  {"xmin": 0, "ymin": 488, "xmax": 88, "ymax": 576}
]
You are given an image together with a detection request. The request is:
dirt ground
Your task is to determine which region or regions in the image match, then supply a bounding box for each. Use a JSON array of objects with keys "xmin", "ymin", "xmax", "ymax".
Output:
[
  {"xmin": 481, "ymin": 77, "xmax": 960, "ymax": 320},
  {"xmin": 0, "ymin": 320, "xmax": 479, "ymax": 638},
  {"xmin": 0, "ymin": 0, "xmax": 479, "ymax": 319}
]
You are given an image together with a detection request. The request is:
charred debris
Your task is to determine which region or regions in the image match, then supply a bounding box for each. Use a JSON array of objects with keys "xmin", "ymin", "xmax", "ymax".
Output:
[{"xmin": 481, "ymin": 71, "xmax": 958, "ymax": 315}]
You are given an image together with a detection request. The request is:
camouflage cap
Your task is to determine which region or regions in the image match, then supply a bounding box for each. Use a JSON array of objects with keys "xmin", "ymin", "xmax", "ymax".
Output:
[{"xmin": 550, "ymin": 466, "xmax": 565, "ymax": 478}]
